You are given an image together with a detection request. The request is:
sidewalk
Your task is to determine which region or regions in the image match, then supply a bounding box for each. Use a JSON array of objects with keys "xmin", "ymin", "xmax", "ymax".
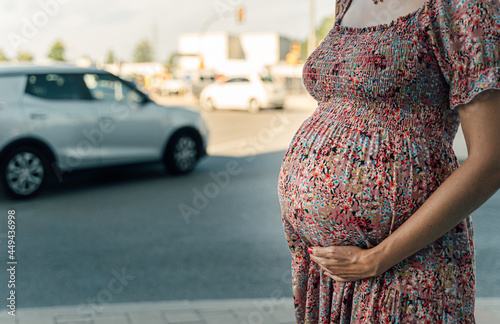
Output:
[{"xmin": 1, "ymin": 298, "xmax": 499, "ymax": 324}]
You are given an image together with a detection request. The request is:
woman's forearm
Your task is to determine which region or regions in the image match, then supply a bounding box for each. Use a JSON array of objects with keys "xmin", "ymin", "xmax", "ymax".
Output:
[{"xmin": 372, "ymin": 144, "xmax": 500, "ymax": 276}]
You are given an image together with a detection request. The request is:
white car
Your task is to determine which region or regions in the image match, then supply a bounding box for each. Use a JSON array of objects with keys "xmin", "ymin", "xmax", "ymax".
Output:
[
  {"xmin": 0, "ymin": 64, "xmax": 209, "ymax": 199},
  {"xmin": 200, "ymin": 75, "xmax": 286, "ymax": 113}
]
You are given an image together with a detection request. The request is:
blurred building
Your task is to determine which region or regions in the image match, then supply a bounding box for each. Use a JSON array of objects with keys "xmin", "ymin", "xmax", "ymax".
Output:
[
  {"xmin": 103, "ymin": 62, "xmax": 165, "ymax": 77},
  {"xmin": 101, "ymin": 62, "xmax": 167, "ymax": 94},
  {"xmin": 178, "ymin": 32, "xmax": 288, "ymax": 74},
  {"xmin": 177, "ymin": 32, "xmax": 306, "ymax": 94}
]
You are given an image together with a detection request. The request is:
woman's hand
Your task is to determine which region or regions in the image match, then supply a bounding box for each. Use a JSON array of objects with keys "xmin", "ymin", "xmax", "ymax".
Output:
[{"xmin": 308, "ymin": 246, "xmax": 386, "ymax": 282}]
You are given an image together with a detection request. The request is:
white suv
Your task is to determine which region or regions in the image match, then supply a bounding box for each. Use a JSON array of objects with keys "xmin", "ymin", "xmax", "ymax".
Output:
[{"xmin": 0, "ymin": 64, "xmax": 209, "ymax": 199}]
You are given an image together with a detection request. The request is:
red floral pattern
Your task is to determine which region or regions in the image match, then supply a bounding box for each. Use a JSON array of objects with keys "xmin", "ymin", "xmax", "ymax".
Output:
[{"xmin": 278, "ymin": 0, "xmax": 500, "ymax": 322}]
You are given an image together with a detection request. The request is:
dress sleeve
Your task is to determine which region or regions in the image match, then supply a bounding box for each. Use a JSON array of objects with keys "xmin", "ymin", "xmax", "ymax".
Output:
[{"xmin": 424, "ymin": 0, "xmax": 500, "ymax": 109}]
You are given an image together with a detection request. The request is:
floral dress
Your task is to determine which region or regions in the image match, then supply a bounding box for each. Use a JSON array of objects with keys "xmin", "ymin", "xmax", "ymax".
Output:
[{"xmin": 277, "ymin": 0, "xmax": 500, "ymax": 322}]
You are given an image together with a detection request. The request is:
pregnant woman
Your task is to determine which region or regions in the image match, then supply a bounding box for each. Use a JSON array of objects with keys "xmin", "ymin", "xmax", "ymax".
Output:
[{"xmin": 278, "ymin": 0, "xmax": 500, "ymax": 322}]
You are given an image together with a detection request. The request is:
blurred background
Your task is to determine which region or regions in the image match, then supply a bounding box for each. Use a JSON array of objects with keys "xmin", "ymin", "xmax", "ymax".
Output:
[
  {"xmin": 0, "ymin": 0, "xmax": 338, "ymax": 98},
  {"xmin": 0, "ymin": 0, "xmax": 498, "ymax": 323}
]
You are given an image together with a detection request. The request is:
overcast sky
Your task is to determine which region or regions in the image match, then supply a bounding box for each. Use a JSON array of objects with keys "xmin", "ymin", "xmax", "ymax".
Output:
[{"xmin": 0, "ymin": 0, "xmax": 335, "ymax": 63}]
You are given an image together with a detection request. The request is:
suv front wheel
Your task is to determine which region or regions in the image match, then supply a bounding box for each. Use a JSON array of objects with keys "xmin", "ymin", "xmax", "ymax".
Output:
[
  {"xmin": 164, "ymin": 130, "xmax": 201, "ymax": 175},
  {"xmin": 1, "ymin": 146, "xmax": 49, "ymax": 199}
]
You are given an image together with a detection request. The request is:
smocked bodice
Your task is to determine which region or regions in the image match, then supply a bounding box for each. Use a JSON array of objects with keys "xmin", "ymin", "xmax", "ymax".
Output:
[{"xmin": 302, "ymin": 6, "xmax": 461, "ymax": 142}]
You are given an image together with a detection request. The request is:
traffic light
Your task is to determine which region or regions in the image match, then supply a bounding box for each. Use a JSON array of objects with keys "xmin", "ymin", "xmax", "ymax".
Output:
[{"xmin": 237, "ymin": 7, "xmax": 245, "ymax": 23}]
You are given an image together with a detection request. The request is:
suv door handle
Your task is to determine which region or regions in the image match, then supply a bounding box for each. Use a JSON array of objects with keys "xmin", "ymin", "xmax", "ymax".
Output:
[{"xmin": 30, "ymin": 112, "xmax": 47, "ymax": 120}]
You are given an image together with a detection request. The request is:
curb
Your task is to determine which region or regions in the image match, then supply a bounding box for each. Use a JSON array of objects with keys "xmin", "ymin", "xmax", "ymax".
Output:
[{"xmin": 1, "ymin": 298, "xmax": 498, "ymax": 323}]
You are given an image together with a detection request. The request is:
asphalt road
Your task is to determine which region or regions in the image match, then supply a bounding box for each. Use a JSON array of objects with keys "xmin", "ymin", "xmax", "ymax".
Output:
[
  {"xmin": 0, "ymin": 152, "xmax": 293, "ymax": 308},
  {"xmin": 0, "ymin": 97, "xmax": 498, "ymax": 308}
]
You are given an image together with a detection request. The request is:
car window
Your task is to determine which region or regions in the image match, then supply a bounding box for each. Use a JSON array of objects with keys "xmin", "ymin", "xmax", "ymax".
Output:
[
  {"xmin": 226, "ymin": 78, "xmax": 250, "ymax": 83},
  {"xmin": 25, "ymin": 74, "xmax": 89, "ymax": 100},
  {"xmin": 83, "ymin": 73, "xmax": 144, "ymax": 104},
  {"xmin": 261, "ymin": 76, "xmax": 273, "ymax": 83}
]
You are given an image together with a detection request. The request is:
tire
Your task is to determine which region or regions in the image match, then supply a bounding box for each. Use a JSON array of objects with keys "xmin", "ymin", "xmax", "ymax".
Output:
[
  {"xmin": 203, "ymin": 97, "xmax": 216, "ymax": 111},
  {"xmin": 1, "ymin": 146, "xmax": 50, "ymax": 199},
  {"xmin": 164, "ymin": 130, "xmax": 201, "ymax": 175},
  {"xmin": 248, "ymin": 98, "xmax": 260, "ymax": 113}
]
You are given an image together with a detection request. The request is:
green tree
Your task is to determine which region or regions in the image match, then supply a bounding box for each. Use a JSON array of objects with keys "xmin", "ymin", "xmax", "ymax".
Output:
[
  {"xmin": 48, "ymin": 40, "xmax": 66, "ymax": 61},
  {"xmin": 316, "ymin": 16, "xmax": 335, "ymax": 44},
  {"xmin": 17, "ymin": 51, "xmax": 34, "ymax": 61},
  {"xmin": 106, "ymin": 50, "xmax": 116, "ymax": 64},
  {"xmin": 133, "ymin": 39, "xmax": 154, "ymax": 63},
  {"xmin": 300, "ymin": 41, "xmax": 308, "ymax": 63},
  {"xmin": 0, "ymin": 48, "xmax": 8, "ymax": 61}
]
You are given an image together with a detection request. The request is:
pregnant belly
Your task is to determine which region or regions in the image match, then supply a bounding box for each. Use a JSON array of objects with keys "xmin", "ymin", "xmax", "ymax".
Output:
[{"xmin": 277, "ymin": 121, "xmax": 457, "ymax": 248}]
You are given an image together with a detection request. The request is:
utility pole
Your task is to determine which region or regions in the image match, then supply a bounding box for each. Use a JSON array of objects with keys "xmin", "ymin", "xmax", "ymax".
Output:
[
  {"xmin": 308, "ymin": 0, "xmax": 316, "ymax": 56},
  {"xmin": 152, "ymin": 23, "xmax": 159, "ymax": 62}
]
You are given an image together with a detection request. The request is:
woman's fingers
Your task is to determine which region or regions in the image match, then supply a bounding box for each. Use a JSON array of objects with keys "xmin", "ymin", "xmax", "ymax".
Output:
[
  {"xmin": 308, "ymin": 245, "xmax": 378, "ymax": 281},
  {"xmin": 318, "ymin": 264, "xmax": 353, "ymax": 282},
  {"xmin": 310, "ymin": 246, "xmax": 361, "ymax": 264},
  {"xmin": 309, "ymin": 246, "xmax": 343, "ymax": 258},
  {"xmin": 312, "ymin": 245, "xmax": 361, "ymax": 256}
]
